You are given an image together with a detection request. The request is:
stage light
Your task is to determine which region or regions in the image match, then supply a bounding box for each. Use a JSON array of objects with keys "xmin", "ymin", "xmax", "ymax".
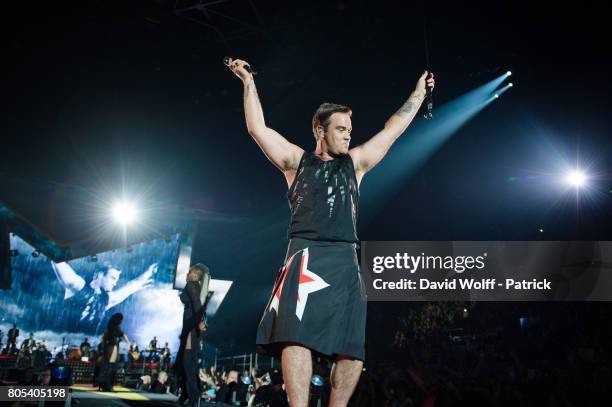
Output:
[
  {"xmin": 539, "ymin": 228, "xmax": 544, "ymax": 233},
  {"xmin": 509, "ymin": 83, "xmax": 513, "ymax": 87},
  {"xmin": 360, "ymin": 77, "xmax": 501, "ymax": 217},
  {"xmin": 112, "ymin": 201, "xmax": 138, "ymax": 225},
  {"xmin": 494, "ymin": 94, "xmax": 499, "ymax": 98},
  {"xmin": 565, "ymin": 170, "xmax": 586, "ymax": 187},
  {"xmin": 311, "ymin": 374, "xmax": 325, "ymax": 386},
  {"xmin": 507, "ymin": 71, "xmax": 512, "ymax": 76}
]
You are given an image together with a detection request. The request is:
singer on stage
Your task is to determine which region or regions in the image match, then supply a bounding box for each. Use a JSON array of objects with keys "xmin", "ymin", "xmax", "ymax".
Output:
[
  {"xmin": 226, "ymin": 58, "xmax": 434, "ymax": 407},
  {"xmin": 176, "ymin": 264, "xmax": 208, "ymax": 407}
]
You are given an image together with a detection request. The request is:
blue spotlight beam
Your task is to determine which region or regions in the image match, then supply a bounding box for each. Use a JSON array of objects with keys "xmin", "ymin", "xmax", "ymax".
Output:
[
  {"xmin": 360, "ymin": 76, "xmax": 503, "ymax": 220},
  {"xmin": 495, "ymin": 84, "xmax": 513, "ymax": 96}
]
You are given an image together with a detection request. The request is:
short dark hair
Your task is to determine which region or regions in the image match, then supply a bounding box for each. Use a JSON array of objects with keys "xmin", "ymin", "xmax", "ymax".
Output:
[
  {"xmin": 93, "ymin": 261, "xmax": 120, "ymax": 278},
  {"xmin": 312, "ymin": 103, "xmax": 352, "ymax": 138}
]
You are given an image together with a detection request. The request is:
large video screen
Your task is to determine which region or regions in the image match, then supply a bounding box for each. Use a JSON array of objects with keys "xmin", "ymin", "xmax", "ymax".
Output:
[{"xmin": 0, "ymin": 233, "xmax": 185, "ymax": 354}]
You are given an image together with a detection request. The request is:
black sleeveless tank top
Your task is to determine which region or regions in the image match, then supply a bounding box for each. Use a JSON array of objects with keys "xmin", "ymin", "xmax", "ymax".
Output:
[{"xmin": 287, "ymin": 151, "xmax": 359, "ymax": 243}]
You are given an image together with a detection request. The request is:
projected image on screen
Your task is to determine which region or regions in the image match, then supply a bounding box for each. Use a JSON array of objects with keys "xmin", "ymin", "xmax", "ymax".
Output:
[{"xmin": 0, "ymin": 234, "xmax": 186, "ymax": 353}]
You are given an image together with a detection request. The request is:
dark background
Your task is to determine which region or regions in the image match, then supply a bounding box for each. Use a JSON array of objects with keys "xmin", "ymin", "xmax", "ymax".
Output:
[{"xmin": 2, "ymin": 1, "xmax": 611, "ymax": 355}]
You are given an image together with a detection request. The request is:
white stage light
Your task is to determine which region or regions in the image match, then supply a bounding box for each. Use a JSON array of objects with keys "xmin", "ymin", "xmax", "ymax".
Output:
[
  {"xmin": 112, "ymin": 202, "xmax": 138, "ymax": 224},
  {"xmin": 565, "ymin": 170, "xmax": 586, "ymax": 187}
]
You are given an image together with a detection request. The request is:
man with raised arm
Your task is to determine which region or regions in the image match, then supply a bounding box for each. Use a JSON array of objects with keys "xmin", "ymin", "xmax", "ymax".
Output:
[
  {"xmin": 226, "ymin": 57, "xmax": 434, "ymax": 407},
  {"xmin": 51, "ymin": 260, "xmax": 156, "ymax": 334}
]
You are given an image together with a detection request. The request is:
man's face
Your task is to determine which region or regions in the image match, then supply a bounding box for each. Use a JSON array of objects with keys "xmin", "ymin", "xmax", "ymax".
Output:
[
  {"xmin": 320, "ymin": 112, "xmax": 352, "ymax": 156},
  {"xmin": 100, "ymin": 268, "xmax": 121, "ymax": 292}
]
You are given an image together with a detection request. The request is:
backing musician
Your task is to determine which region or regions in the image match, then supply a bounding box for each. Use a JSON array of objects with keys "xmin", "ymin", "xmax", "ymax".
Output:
[
  {"xmin": 21, "ymin": 332, "xmax": 36, "ymax": 353},
  {"xmin": 160, "ymin": 342, "xmax": 171, "ymax": 369},
  {"xmin": 128, "ymin": 341, "xmax": 140, "ymax": 365},
  {"xmin": 2, "ymin": 323, "xmax": 19, "ymax": 355},
  {"xmin": 80, "ymin": 337, "xmax": 91, "ymax": 358},
  {"xmin": 148, "ymin": 336, "xmax": 158, "ymax": 362}
]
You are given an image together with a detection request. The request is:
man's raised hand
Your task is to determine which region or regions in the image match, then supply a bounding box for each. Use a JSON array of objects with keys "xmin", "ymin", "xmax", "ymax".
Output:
[
  {"xmin": 415, "ymin": 71, "xmax": 435, "ymax": 96},
  {"xmin": 226, "ymin": 57, "xmax": 253, "ymax": 83}
]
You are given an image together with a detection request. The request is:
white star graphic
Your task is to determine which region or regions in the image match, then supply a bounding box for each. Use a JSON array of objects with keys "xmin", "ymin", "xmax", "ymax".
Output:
[{"xmin": 295, "ymin": 248, "xmax": 330, "ymax": 321}]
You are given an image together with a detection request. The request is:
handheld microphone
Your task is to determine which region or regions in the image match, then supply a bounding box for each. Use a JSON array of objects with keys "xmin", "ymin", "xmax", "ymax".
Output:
[
  {"xmin": 223, "ymin": 56, "xmax": 257, "ymax": 75},
  {"xmin": 424, "ymin": 73, "xmax": 433, "ymax": 119}
]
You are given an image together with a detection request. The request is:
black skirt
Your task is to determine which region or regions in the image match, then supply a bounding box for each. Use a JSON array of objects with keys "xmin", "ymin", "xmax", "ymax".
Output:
[{"xmin": 256, "ymin": 238, "xmax": 367, "ymax": 360}]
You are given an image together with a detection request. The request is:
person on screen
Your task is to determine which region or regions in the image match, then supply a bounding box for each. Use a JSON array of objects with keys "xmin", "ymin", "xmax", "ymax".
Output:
[{"xmin": 50, "ymin": 260, "xmax": 157, "ymax": 333}]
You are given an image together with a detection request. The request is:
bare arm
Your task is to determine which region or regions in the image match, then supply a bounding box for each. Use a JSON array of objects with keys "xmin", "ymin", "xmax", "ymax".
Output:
[
  {"xmin": 350, "ymin": 71, "xmax": 435, "ymax": 177},
  {"xmin": 228, "ymin": 58, "xmax": 303, "ymax": 173},
  {"xmin": 107, "ymin": 263, "xmax": 156, "ymax": 309},
  {"xmin": 107, "ymin": 281, "xmax": 142, "ymax": 309},
  {"xmin": 51, "ymin": 261, "xmax": 85, "ymax": 299}
]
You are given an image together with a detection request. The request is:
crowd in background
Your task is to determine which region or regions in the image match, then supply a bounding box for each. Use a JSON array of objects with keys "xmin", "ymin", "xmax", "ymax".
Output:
[{"xmin": 3, "ymin": 302, "xmax": 611, "ymax": 406}]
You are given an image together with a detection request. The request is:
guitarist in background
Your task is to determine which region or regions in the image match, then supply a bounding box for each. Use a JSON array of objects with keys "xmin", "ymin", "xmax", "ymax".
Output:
[
  {"xmin": 80, "ymin": 337, "xmax": 91, "ymax": 358},
  {"xmin": 17, "ymin": 332, "xmax": 36, "ymax": 367},
  {"xmin": 128, "ymin": 341, "xmax": 140, "ymax": 366},
  {"xmin": 21, "ymin": 332, "xmax": 36, "ymax": 352},
  {"xmin": 176, "ymin": 263, "xmax": 209, "ymax": 407},
  {"xmin": 149, "ymin": 336, "xmax": 158, "ymax": 352},
  {"xmin": 148, "ymin": 336, "xmax": 158, "ymax": 363},
  {"xmin": 160, "ymin": 342, "xmax": 171, "ymax": 370}
]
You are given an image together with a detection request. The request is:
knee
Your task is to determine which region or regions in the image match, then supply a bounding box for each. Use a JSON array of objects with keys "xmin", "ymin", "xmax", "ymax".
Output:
[
  {"xmin": 335, "ymin": 355, "xmax": 363, "ymax": 367},
  {"xmin": 281, "ymin": 343, "xmax": 312, "ymax": 360}
]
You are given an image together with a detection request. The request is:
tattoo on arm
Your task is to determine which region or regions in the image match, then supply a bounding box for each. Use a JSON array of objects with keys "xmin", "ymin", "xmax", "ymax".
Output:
[
  {"xmin": 394, "ymin": 93, "xmax": 424, "ymax": 117},
  {"xmin": 246, "ymin": 81, "xmax": 258, "ymax": 96}
]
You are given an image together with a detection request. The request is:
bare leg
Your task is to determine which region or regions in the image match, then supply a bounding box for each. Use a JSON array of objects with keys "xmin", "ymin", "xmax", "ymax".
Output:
[
  {"xmin": 329, "ymin": 356, "xmax": 363, "ymax": 407},
  {"xmin": 282, "ymin": 344, "xmax": 312, "ymax": 407}
]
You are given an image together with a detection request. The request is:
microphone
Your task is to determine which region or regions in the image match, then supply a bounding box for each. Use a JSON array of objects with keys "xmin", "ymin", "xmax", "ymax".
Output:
[
  {"xmin": 223, "ymin": 56, "xmax": 257, "ymax": 75},
  {"xmin": 424, "ymin": 73, "xmax": 433, "ymax": 119}
]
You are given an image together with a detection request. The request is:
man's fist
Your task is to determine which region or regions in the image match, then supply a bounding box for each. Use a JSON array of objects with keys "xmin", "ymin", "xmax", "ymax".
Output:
[
  {"xmin": 416, "ymin": 71, "xmax": 435, "ymax": 96},
  {"xmin": 226, "ymin": 57, "xmax": 253, "ymax": 82}
]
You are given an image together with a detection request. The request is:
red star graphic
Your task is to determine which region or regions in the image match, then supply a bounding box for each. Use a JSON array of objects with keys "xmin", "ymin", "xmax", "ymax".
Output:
[
  {"xmin": 267, "ymin": 248, "xmax": 330, "ymax": 321},
  {"xmin": 268, "ymin": 252, "xmax": 296, "ymax": 314}
]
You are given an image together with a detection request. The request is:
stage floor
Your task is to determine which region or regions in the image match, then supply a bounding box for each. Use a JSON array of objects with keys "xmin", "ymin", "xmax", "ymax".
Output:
[{"xmin": 69, "ymin": 384, "xmax": 180, "ymax": 406}]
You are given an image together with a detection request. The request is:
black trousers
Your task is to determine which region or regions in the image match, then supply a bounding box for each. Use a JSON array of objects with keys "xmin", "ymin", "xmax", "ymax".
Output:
[{"xmin": 179, "ymin": 349, "xmax": 200, "ymax": 406}]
